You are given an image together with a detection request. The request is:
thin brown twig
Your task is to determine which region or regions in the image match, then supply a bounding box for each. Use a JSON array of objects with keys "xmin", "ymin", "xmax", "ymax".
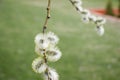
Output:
[
  {"xmin": 43, "ymin": 0, "xmax": 51, "ymax": 34},
  {"xmin": 43, "ymin": 49, "xmax": 47, "ymax": 63}
]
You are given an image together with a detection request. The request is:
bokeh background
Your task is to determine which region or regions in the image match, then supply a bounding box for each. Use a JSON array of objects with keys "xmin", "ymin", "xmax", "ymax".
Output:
[{"xmin": 0, "ymin": 0, "xmax": 120, "ymax": 80}]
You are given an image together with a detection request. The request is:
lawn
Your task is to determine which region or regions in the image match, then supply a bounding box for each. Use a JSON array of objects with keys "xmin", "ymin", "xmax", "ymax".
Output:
[{"xmin": 0, "ymin": 0, "xmax": 120, "ymax": 80}]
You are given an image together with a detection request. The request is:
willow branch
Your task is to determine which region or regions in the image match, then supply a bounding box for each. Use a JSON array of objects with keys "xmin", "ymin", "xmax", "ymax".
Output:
[
  {"xmin": 42, "ymin": 0, "xmax": 51, "ymax": 63},
  {"xmin": 43, "ymin": 0, "xmax": 51, "ymax": 33},
  {"xmin": 42, "ymin": 0, "xmax": 51, "ymax": 80}
]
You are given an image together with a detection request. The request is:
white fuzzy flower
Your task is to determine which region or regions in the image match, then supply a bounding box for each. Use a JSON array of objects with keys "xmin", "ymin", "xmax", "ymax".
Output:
[
  {"xmin": 35, "ymin": 45, "xmax": 45, "ymax": 56},
  {"xmin": 81, "ymin": 9, "xmax": 90, "ymax": 16},
  {"xmin": 74, "ymin": 1, "xmax": 82, "ymax": 8},
  {"xmin": 81, "ymin": 15, "xmax": 90, "ymax": 23},
  {"xmin": 80, "ymin": 9, "xmax": 91, "ymax": 23},
  {"xmin": 44, "ymin": 68, "xmax": 59, "ymax": 80},
  {"xmin": 95, "ymin": 17, "xmax": 106, "ymax": 26},
  {"xmin": 46, "ymin": 47, "xmax": 62, "ymax": 62},
  {"xmin": 32, "ymin": 57, "xmax": 47, "ymax": 73},
  {"xmin": 35, "ymin": 33, "xmax": 49, "ymax": 49},
  {"xmin": 47, "ymin": 32, "xmax": 59, "ymax": 45},
  {"xmin": 88, "ymin": 15, "xmax": 97, "ymax": 22},
  {"xmin": 96, "ymin": 25, "xmax": 104, "ymax": 36},
  {"xmin": 77, "ymin": 6, "xmax": 83, "ymax": 12}
]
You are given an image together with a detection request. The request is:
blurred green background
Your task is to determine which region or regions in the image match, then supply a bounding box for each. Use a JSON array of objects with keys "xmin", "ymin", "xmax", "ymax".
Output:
[{"xmin": 0, "ymin": 0, "xmax": 120, "ymax": 80}]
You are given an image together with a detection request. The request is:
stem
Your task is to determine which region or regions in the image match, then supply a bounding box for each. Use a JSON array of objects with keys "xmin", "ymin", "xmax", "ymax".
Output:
[
  {"xmin": 42, "ymin": 0, "xmax": 51, "ymax": 65},
  {"xmin": 42, "ymin": 0, "xmax": 51, "ymax": 66},
  {"xmin": 43, "ymin": 0, "xmax": 51, "ymax": 33},
  {"xmin": 42, "ymin": 0, "xmax": 51, "ymax": 80},
  {"xmin": 43, "ymin": 50, "xmax": 47, "ymax": 63},
  {"xmin": 69, "ymin": 0, "xmax": 81, "ymax": 11}
]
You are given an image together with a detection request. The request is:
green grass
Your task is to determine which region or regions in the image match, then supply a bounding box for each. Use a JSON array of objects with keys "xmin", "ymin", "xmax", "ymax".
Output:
[{"xmin": 0, "ymin": 0, "xmax": 120, "ymax": 80}]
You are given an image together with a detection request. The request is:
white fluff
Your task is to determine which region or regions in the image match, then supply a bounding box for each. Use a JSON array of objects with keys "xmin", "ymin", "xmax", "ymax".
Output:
[
  {"xmin": 35, "ymin": 45, "xmax": 45, "ymax": 56},
  {"xmin": 77, "ymin": 6, "xmax": 83, "ymax": 12},
  {"xmin": 35, "ymin": 33, "xmax": 49, "ymax": 49},
  {"xmin": 81, "ymin": 15, "xmax": 90, "ymax": 23},
  {"xmin": 32, "ymin": 57, "xmax": 47, "ymax": 73},
  {"xmin": 44, "ymin": 68, "xmax": 59, "ymax": 80},
  {"xmin": 96, "ymin": 17, "xmax": 106, "ymax": 26},
  {"xmin": 88, "ymin": 15, "xmax": 97, "ymax": 22},
  {"xmin": 74, "ymin": 1, "xmax": 82, "ymax": 8},
  {"xmin": 80, "ymin": 9, "xmax": 91, "ymax": 23},
  {"xmin": 81, "ymin": 9, "xmax": 90, "ymax": 16},
  {"xmin": 47, "ymin": 32, "xmax": 59, "ymax": 45},
  {"xmin": 96, "ymin": 25, "xmax": 104, "ymax": 36},
  {"xmin": 46, "ymin": 47, "xmax": 62, "ymax": 62}
]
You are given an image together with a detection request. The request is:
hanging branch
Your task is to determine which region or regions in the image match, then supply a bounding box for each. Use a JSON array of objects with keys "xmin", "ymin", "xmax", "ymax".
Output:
[
  {"xmin": 69, "ymin": 0, "xmax": 106, "ymax": 36},
  {"xmin": 42, "ymin": 0, "xmax": 52, "ymax": 79},
  {"xmin": 32, "ymin": 0, "xmax": 61, "ymax": 80}
]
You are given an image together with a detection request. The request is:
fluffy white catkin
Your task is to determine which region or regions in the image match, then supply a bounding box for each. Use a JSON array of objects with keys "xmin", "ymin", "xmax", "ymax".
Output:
[
  {"xmin": 32, "ymin": 57, "xmax": 47, "ymax": 73},
  {"xmin": 44, "ymin": 68, "xmax": 59, "ymax": 80}
]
